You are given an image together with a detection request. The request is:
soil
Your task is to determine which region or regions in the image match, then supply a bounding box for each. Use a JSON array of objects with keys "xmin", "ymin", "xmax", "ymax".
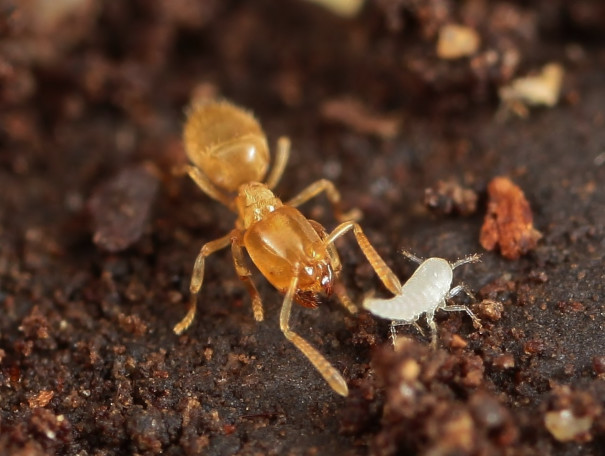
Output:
[{"xmin": 1, "ymin": 1, "xmax": 604, "ymax": 455}]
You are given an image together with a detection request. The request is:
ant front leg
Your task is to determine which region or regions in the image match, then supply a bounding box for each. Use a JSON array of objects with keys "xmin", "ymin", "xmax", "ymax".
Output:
[
  {"xmin": 286, "ymin": 179, "xmax": 362, "ymax": 223},
  {"xmin": 280, "ymin": 270, "xmax": 349, "ymax": 397},
  {"xmin": 325, "ymin": 221, "xmax": 403, "ymax": 296},
  {"xmin": 174, "ymin": 232, "xmax": 233, "ymax": 335},
  {"xmin": 231, "ymin": 232, "xmax": 264, "ymax": 322}
]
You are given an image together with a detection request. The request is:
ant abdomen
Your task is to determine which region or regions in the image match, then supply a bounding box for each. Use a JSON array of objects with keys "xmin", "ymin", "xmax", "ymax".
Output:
[{"xmin": 184, "ymin": 101, "xmax": 270, "ymax": 192}]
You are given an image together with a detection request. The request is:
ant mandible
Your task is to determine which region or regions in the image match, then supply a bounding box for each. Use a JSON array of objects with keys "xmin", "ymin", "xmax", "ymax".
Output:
[{"xmin": 174, "ymin": 100, "xmax": 401, "ymax": 396}]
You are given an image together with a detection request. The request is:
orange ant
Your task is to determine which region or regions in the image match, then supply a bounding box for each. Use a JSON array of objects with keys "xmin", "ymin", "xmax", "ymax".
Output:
[{"xmin": 174, "ymin": 100, "xmax": 400, "ymax": 396}]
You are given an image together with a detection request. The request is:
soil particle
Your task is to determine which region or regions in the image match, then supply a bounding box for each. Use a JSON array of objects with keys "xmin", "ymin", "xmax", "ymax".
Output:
[{"xmin": 424, "ymin": 179, "xmax": 478, "ymax": 216}]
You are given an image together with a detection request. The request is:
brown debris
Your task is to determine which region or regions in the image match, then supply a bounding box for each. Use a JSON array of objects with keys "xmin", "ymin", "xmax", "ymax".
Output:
[
  {"xmin": 480, "ymin": 176, "xmax": 542, "ymax": 259},
  {"xmin": 544, "ymin": 386, "xmax": 601, "ymax": 443},
  {"xmin": 372, "ymin": 338, "xmax": 518, "ymax": 454},
  {"xmin": 492, "ymin": 353, "xmax": 515, "ymax": 370},
  {"xmin": 592, "ymin": 357, "xmax": 605, "ymax": 376},
  {"xmin": 475, "ymin": 299, "xmax": 504, "ymax": 321},
  {"xmin": 424, "ymin": 179, "xmax": 478, "ymax": 216},
  {"xmin": 18, "ymin": 305, "xmax": 49, "ymax": 339},
  {"xmin": 28, "ymin": 390, "xmax": 55, "ymax": 409},
  {"xmin": 436, "ymin": 24, "xmax": 481, "ymax": 59},
  {"xmin": 302, "ymin": 0, "xmax": 365, "ymax": 17},
  {"xmin": 499, "ymin": 63, "xmax": 565, "ymax": 118},
  {"xmin": 88, "ymin": 164, "xmax": 159, "ymax": 252},
  {"xmin": 320, "ymin": 97, "xmax": 400, "ymax": 139}
]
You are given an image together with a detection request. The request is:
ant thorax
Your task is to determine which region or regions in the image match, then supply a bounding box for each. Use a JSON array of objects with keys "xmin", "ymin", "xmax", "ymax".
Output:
[{"xmin": 236, "ymin": 182, "xmax": 284, "ymax": 228}]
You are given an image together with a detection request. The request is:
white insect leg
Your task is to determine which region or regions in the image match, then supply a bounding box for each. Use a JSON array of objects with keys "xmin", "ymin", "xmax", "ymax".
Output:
[
  {"xmin": 444, "ymin": 283, "xmax": 482, "ymax": 329},
  {"xmin": 400, "ymin": 249, "xmax": 424, "ymax": 265},
  {"xmin": 451, "ymin": 253, "xmax": 482, "ymax": 270},
  {"xmin": 390, "ymin": 321, "xmax": 401, "ymax": 346},
  {"xmin": 425, "ymin": 312, "xmax": 438, "ymax": 348},
  {"xmin": 447, "ymin": 283, "xmax": 475, "ymax": 300},
  {"xmin": 389, "ymin": 320, "xmax": 426, "ymax": 346},
  {"xmin": 413, "ymin": 321, "xmax": 425, "ymax": 335}
]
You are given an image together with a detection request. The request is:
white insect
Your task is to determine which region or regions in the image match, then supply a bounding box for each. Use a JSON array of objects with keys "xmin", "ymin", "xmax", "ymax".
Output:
[{"xmin": 363, "ymin": 250, "xmax": 482, "ymax": 346}]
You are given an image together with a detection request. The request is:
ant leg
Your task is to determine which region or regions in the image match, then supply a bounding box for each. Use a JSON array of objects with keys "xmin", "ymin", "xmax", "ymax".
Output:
[
  {"xmin": 333, "ymin": 281, "xmax": 357, "ymax": 314},
  {"xmin": 450, "ymin": 253, "xmax": 482, "ymax": 270},
  {"xmin": 400, "ymin": 249, "xmax": 424, "ymax": 265},
  {"xmin": 286, "ymin": 179, "xmax": 362, "ymax": 222},
  {"xmin": 173, "ymin": 232, "xmax": 232, "ymax": 335},
  {"xmin": 280, "ymin": 272, "xmax": 349, "ymax": 397},
  {"xmin": 265, "ymin": 136, "xmax": 291, "ymax": 190},
  {"xmin": 307, "ymin": 219, "xmax": 355, "ymax": 314},
  {"xmin": 231, "ymin": 234, "xmax": 264, "ymax": 322},
  {"xmin": 174, "ymin": 164, "xmax": 233, "ymax": 209},
  {"xmin": 307, "ymin": 219, "xmax": 342, "ymax": 271},
  {"xmin": 325, "ymin": 221, "xmax": 403, "ymax": 296}
]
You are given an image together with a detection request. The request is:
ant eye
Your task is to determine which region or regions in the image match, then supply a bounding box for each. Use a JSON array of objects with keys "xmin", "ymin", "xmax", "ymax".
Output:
[{"xmin": 304, "ymin": 266, "xmax": 315, "ymax": 277}]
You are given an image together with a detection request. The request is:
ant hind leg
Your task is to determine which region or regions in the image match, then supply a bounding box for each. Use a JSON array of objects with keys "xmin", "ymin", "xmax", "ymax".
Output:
[
  {"xmin": 265, "ymin": 136, "xmax": 291, "ymax": 190},
  {"xmin": 174, "ymin": 164, "xmax": 233, "ymax": 209}
]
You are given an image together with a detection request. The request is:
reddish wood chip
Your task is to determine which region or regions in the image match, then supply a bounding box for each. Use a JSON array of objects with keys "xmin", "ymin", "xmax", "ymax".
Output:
[{"xmin": 480, "ymin": 176, "xmax": 541, "ymax": 259}]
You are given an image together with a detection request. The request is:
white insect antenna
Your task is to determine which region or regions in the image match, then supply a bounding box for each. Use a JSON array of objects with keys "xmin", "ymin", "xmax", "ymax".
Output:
[{"xmin": 363, "ymin": 250, "xmax": 483, "ymax": 347}]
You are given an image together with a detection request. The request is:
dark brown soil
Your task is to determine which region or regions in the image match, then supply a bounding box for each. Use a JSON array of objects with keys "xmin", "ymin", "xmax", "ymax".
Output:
[{"xmin": 1, "ymin": 1, "xmax": 604, "ymax": 455}]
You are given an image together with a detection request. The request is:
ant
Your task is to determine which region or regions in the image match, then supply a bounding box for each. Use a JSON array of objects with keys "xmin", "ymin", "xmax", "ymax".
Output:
[{"xmin": 174, "ymin": 100, "xmax": 401, "ymax": 396}]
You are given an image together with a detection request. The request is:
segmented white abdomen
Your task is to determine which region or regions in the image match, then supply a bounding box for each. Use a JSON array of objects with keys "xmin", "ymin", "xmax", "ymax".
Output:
[{"xmin": 363, "ymin": 257, "xmax": 453, "ymax": 321}]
